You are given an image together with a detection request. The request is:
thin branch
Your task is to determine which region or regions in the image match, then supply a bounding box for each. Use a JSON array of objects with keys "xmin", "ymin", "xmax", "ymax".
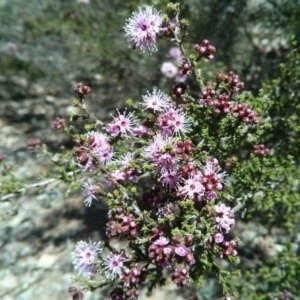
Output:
[{"xmin": 1, "ymin": 170, "xmax": 80, "ymax": 202}]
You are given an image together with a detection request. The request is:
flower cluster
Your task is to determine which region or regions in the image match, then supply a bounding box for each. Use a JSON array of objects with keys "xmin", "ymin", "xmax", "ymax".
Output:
[
  {"xmin": 74, "ymin": 131, "xmax": 113, "ymax": 170},
  {"xmin": 148, "ymin": 235, "xmax": 195, "ymax": 269},
  {"xmin": 215, "ymin": 203, "xmax": 235, "ymax": 234}
]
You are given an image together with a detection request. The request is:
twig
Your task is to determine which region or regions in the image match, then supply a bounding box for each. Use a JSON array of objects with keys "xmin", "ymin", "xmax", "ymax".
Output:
[{"xmin": 1, "ymin": 170, "xmax": 80, "ymax": 202}]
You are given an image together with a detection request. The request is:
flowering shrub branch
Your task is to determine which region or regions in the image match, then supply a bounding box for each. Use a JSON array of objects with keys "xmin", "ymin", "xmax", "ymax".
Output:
[
  {"xmin": 62, "ymin": 4, "xmax": 265, "ymax": 299},
  {"xmin": 4, "ymin": 2, "xmax": 299, "ymax": 300}
]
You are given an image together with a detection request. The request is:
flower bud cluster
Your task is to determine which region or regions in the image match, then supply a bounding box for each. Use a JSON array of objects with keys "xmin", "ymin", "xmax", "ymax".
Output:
[
  {"xmin": 148, "ymin": 235, "xmax": 195, "ymax": 268},
  {"xmin": 176, "ymin": 140, "xmax": 193, "ymax": 160},
  {"xmin": 217, "ymin": 71, "xmax": 244, "ymax": 93},
  {"xmin": 194, "ymin": 39, "xmax": 216, "ymax": 60},
  {"xmin": 253, "ymin": 144, "xmax": 270, "ymax": 156},
  {"xmin": 232, "ymin": 103, "xmax": 259, "ymax": 124},
  {"xmin": 110, "ymin": 287, "xmax": 139, "ymax": 300},
  {"xmin": 200, "ymin": 92, "xmax": 234, "ymax": 114},
  {"xmin": 178, "ymin": 59, "xmax": 192, "ymax": 76},
  {"xmin": 106, "ymin": 208, "xmax": 137, "ymax": 238},
  {"xmin": 199, "ymin": 71, "xmax": 259, "ymax": 124},
  {"xmin": 27, "ymin": 139, "xmax": 41, "ymax": 150},
  {"xmin": 74, "ymin": 82, "xmax": 91, "ymax": 100},
  {"xmin": 219, "ymin": 240, "xmax": 238, "ymax": 259},
  {"xmin": 171, "ymin": 267, "xmax": 188, "ymax": 287},
  {"xmin": 52, "ymin": 117, "xmax": 65, "ymax": 130},
  {"xmin": 121, "ymin": 265, "xmax": 146, "ymax": 288}
]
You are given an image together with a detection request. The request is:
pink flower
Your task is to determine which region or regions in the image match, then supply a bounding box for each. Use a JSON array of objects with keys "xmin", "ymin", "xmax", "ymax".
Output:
[
  {"xmin": 215, "ymin": 203, "xmax": 231, "ymax": 216},
  {"xmin": 93, "ymin": 147, "xmax": 114, "ymax": 164},
  {"xmin": 85, "ymin": 131, "xmax": 114, "ymax": 165},
  {"xmin": 170, "ymin": 109, "xmax": 190, "ymax": 136},
  {"xmin": 177, "ymin": 175, "xmax": 205, "ymax": 200},
  {"xmin": 161, "ymin": 61, "xmax": 178, "ymax": 78},
  {"xmin": 103, "ymin": 252, "xmax": 127, "ymax": 279},
  {"xmin": 124, "ymin": 6, "xmax": 163, "ymax": 53},
  {"xmin": 133, "ymin": 125, "xmax": 148, "ymax": 136},
  {"xmin": 156, "ymin": 152, "xmax": 178, "ymax": 171},
  {"xmin": 111, "ymin": 169, "xmax": 126, "ymax": 181},
  {"xmin": 87, "ymin": 131, "xmax": 109, "ymax": 149},
  {"xmin": 82, "ymin": 179, "xmax": 98, "ymax": 206},
  {"xmin": 153, "ymin": 236, "xmax": 169, "ymax": 246},
  {"xmin": 202, "ymin": 161, "xmax": 227, "ymax": 183},
  {"xmin": 215, "ymin": 204, "xmax": 235, "ymax": 233},
  {"xmin": 142, "ymin": 89, "xmax": 171, "ymax": 112},
  {"xmin": 175, "ymin": 244, "xmax": 188, "ymax": 257},
  {"xmin": 157, "ymin": 108, "xmax": 190, "ymax": 137},
  {"xmin": 206, "ymin": 191, "xmax": 217, "ymax": 200},
  {"xmin": 116, "ymin": 153, "xmax": 135, "ymax": 168},
  {"xmin": 169, "ymin": 47, "xmax": 182, "ymax": 59},
  {"xmin": 144, "ymin": 134, "xmax": 175, "ymax": 161},
  {"xmin": 106, "ymin": 110, "xmax": 138, "ymax": 138},
  {"xmin": 72, "ymin": 240, "xmax": 102, "ymax": 278},
  {"xmin": 214, "ymin": 233, "xmax": 224, "ymax": 243},
  {"xmin": 160, "ymin": 170, "xmax": 182, "ymax": 189}
]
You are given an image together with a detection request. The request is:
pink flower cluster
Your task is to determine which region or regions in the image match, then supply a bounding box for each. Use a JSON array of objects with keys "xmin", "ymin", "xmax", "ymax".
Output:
[
  {"xmin": 142, "ymin": 133, "xmax": 226, "ymax": 201},
  {"xmin": 148, "ymin": 235, "xmax": 195, "ymax": 271},
  {"xmin": 215, "ymin": 203, "xmax": 235, "ymax": 234},
  {"xmin": 74, "ymin": 131, "xmax": 113, "ymax": 171}
]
